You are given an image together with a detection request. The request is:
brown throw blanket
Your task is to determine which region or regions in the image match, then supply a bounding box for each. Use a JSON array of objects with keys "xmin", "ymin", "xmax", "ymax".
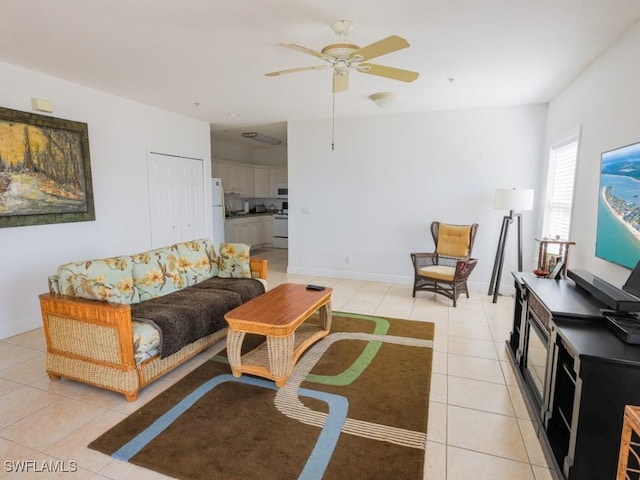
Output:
[{"xmin": 131, "ymin": 278, "xmax": 265, "ymax": 358}]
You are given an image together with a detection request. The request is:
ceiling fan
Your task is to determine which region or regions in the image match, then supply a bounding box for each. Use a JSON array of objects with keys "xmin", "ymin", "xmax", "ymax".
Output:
[{"xmin": 266, "ymin": 20, "xmax": 419, "ymax": 92}]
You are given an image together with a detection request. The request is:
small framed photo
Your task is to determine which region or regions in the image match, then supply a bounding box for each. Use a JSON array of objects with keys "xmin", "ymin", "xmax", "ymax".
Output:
[
  {"xmin": 548, "ymin": 260, "xmax": 564, "ymax": 279},
  {"xmin": 546, "ymin": 254, "xmax": 560, "ymax": 271}
]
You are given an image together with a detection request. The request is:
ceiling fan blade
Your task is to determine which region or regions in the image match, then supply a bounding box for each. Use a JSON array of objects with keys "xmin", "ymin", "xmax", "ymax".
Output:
[
  {"xmin": 350, "ymin": 35, "xmax": 410, "ymax": 62},
  {"xmin": 333, "ymin": 71, "xmax": 349, "ymax": 92},
  {"xmin": 357, "ymin": 63, "xmax": 419, "ymax": 83},
  {"xmin": 266, "ymin": 65, "xmax": 330, "ymax": 77},
  {"xmin": 280, "ymin": 43, "xmax": 325, "ymax": 59}
]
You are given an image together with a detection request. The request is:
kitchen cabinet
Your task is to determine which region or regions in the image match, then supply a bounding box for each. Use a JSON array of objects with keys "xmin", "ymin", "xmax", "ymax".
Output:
[
  {"xmin": 274, "ymin": 166, "xmax": 287, "ymax": 183},
  {"xmin": 260, "ymin": 165, "xmax": 287, "ymax": 197},
  {"xmin": 224, "ymin": 215, "xmax": 272, "ymax": 248},
  {"xmin": 254, "ymin": 166, "xmax": 270, "ymax": 197},
  {"xmin": 217, "ymin": 162, "xmax": 235, "ymax": 191},
  {"xmin": 234, "ymin": 222, "xmax": 251, "ymax": 244},
  {"xmin": 265, "ymin": 217, "xmax": 273, "ymax": 245},
  {"xmin": 214, "ymin": 160, "xmax": 287, "ymax": 198},
  {"xmin": 268, "ymin": 166, "xmax": 287, "ymax": 197},
  {"xmin": 213, "ymin": 160, "xmax": 255, "ymax": 197},
  {"xmin": 224, "ymin": 221, "xmax": 235, "ymax": 244},
  {"xmin": 255, "ymin": 218, "xmax": 266, "ymax": 244},
  {"xmin": 236, "ymin": 164, "xmax": 254, "ymax": 197}
]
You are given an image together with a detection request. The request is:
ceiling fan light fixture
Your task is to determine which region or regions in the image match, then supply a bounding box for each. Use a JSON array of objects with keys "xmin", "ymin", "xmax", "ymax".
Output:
[
  {"xmin": 334, "ymin": 60, "xmax": 349, "ymax": 75},
  {"xmin": 241, "ymin": 132, "xmax": 282, "ymax": 145},
  {"xmin": 331, "ymin": 20, "xmax": 354, "ymax": 38},
  {"xmin": 370, "ymin": 92, "xmax": 402, "ymax": 108}
]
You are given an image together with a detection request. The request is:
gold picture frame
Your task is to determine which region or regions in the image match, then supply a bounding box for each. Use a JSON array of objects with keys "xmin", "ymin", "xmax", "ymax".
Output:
[{"xmin": 0, "ymin": 106, "xmax": 95, "ymax": 228}]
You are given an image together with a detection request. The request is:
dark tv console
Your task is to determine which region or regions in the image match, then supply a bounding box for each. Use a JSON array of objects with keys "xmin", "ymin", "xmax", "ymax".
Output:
[{"xmin": 508, "ymin": 271, "xmax": 640, "ymax": 479}]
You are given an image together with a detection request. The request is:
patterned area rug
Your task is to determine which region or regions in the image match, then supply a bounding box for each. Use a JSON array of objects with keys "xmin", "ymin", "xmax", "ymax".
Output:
[{"xmin": 89, "ymin": 312, "xmax": 434, "ymax": 480}]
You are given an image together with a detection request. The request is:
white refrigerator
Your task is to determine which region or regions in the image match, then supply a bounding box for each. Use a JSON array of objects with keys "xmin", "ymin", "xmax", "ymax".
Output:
[{"xmin": 211, "ymin": 178, "xmax": 225, "ymax": 245}]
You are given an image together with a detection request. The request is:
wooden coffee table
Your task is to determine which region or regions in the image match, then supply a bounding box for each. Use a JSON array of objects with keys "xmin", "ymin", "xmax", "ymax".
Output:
[{"xmin": 224, "ymin": 283, "xmax": 332, "ymax": 387}]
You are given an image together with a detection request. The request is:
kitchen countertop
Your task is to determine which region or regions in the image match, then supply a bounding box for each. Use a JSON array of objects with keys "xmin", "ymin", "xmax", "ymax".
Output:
[{"xmin": 225, "ymin": 212, "xmax": 279, "ymax": 220}]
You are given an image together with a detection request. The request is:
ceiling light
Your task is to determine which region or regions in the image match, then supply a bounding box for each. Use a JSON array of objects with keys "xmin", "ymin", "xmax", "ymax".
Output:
[
  {"xmin": 334, "ymin": 60, "xmax": 349, "ymax": 75},
  {"xmin": 370, "ymin": 92, "xmax": 401, "ymax": 108},
  {"xmin": 241, "ymin": 132, "xmax": 281, "ymax": 145},
  {"xmin": 331, "ymin": 20, "xmax": 354, "ymax": 39}
]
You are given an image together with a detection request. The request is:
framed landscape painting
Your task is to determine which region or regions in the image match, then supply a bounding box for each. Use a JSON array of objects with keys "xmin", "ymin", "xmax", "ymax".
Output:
[
  {"xmin": 0, "ymin": 106, "xmax": 95, "ymax": 228},
  {"xmin": 596, "ymin": 141, "xmax": 640, "ymax": 269}
]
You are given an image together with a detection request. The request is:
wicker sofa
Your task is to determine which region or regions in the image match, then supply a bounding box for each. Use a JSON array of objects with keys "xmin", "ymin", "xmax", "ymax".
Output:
[{"xmin": 39, "ymin": 238, "xmax": 267, "ymax": 401}]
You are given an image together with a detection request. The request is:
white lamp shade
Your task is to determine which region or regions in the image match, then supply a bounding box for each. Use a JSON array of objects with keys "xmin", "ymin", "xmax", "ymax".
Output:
[{"xmin": 494, "ymin": 188, "xmax": 535, "ymax": 211}]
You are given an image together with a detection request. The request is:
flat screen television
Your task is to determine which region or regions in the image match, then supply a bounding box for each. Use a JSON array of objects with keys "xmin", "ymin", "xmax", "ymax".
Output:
[{"xmin": 596, "ymin": 141, "xmax": 640, "ymax": 269}]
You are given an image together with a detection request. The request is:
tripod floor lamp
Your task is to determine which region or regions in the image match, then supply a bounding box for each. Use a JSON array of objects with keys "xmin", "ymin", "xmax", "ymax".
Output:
[{"xmin": 488, "ymin": 188, "xmax": 535, "ymax": 303}]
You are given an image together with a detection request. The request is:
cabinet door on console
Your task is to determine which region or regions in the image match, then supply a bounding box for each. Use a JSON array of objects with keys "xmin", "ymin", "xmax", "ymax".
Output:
[
  {"xmin": 568, "ymin": 360, "xmax": 640, "ymax": 480},
  {"xmin": 545, "ymin": 335, "xmax": 577, "ymax": 477}
]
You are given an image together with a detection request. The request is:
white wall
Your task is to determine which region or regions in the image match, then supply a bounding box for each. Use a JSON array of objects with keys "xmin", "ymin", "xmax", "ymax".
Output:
[
  {"xmin": 0, "ymin": 61, "xmax": 211, "ymax": 338},
  {"xmin": 211, "ymin": 137, "xmax": 287, "ymax": 166},
  {"xmin": 211, "ymin": 138, "xmax": 253, "ymax": 164},
  {"xmin": 544, "ymin": 20, "xmax": 640, "ymax": 287},
  {"xmin": 253, "ymin": 145, "xmax": 287, "ymax": 166},
  {"xmin": 287, "ymin": 105, "xmax": 547, "ymax": 289}
]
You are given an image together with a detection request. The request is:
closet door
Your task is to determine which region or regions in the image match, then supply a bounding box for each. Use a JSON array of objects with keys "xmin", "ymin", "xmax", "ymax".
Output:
[
  {"xmin": 180, "ymin": 159, "xmax": 206, "ymax": 241},
  {"xmin": 148, "ymin": 152, "xmax": 205, "ymax": 248}
]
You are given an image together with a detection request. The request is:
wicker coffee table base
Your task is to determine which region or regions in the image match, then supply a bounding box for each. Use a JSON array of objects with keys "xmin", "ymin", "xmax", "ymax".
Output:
[{"xmin": 226, "ymin": 299, "xmax": 332, "ymax": 387}]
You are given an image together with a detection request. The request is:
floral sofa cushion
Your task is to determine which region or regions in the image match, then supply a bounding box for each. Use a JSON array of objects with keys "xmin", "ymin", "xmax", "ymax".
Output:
[
  {"xmin": 132, "ymin": 319, "xmax": 161, "ymax": 363},
  {"xmin": 217, "ymin": 243, "xmax": 252, "ymax": 278},
  {"xmin": 176, "ymin": 238, "xmax": 219, "ymax": 286},
  {"xmin": 48, "ymin": 275, "xmax": 60, "ymax": 294},
  {"xmin": 131, "ymin": 245, "xmax": 187, "ymax": 301},
  {"xmin": 56, "ymin": 256, "xmax": 140, "ymax": 304}
]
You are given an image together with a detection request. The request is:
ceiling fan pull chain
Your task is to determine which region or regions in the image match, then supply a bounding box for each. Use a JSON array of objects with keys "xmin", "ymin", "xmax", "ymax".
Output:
[{"xmin": 331, "ymin": 77, "xmax": 336, "ymax": 151}]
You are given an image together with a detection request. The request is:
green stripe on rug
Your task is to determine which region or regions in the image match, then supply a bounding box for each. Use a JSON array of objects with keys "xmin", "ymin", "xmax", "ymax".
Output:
[{"xmin": 305, "ymin": 312, "xmax": 389, "ymax": 386}]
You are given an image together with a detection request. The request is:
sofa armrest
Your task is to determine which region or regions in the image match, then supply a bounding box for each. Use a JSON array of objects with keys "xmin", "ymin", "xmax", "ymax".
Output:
[
  {"xmin": 39, "ymin": 293, "xmax": 136, "ymax": 368},
  {"xmin": 250, "ymin": 258, "xmax": 268, "ymax": 280}
]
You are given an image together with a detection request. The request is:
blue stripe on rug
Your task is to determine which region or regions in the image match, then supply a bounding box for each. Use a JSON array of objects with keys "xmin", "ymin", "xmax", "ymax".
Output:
[{"xmin": 112, "ymin": 374, "xmax": 348, "ymax": 480}]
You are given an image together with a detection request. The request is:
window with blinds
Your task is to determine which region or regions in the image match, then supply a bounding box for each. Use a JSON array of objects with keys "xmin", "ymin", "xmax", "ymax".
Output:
[{"xmin": 542, "ymin": 137, "xmax": 579, "ymax": 244}]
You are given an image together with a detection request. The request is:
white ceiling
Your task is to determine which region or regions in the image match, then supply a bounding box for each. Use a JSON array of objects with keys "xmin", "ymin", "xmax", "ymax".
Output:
[{"xmin": 1, "ymin": 0, "xmax": 639, "ymax": 148}]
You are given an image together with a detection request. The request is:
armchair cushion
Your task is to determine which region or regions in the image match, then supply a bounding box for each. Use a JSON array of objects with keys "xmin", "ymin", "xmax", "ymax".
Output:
[
  {"xmin": 436, "ymin": 224, "xmax": 472, "ymax": 258},
  {"xmin": 418, "ymin": 265, "xmax": 455, "ymax": 282}
]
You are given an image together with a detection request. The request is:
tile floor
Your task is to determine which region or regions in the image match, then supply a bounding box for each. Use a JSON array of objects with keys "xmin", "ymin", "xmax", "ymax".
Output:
[{"xmin": 0, "ymin": 248, "xmax": 554, "ymax": 479}]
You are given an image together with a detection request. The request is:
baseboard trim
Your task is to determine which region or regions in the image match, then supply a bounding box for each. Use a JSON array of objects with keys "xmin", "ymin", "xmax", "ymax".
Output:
[
  {"xmin": 0, "ymin": 314, "xmax": 42, "ymax": 340},
  {"xmin": 285, "ymin": 267, "xmax": 514, "ymax": 297}
]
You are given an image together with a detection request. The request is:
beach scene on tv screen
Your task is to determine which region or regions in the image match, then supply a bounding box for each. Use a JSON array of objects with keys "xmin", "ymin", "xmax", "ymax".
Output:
[{"xmin": 597, "ymin": 141, "xmax": 640, "ymax": 269}]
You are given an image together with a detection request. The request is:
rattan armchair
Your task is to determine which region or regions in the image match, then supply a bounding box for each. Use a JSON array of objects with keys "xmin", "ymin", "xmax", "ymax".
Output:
[{"xmin": 410, "ymin": 222, "xmax": 479, "ymax": 307}]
